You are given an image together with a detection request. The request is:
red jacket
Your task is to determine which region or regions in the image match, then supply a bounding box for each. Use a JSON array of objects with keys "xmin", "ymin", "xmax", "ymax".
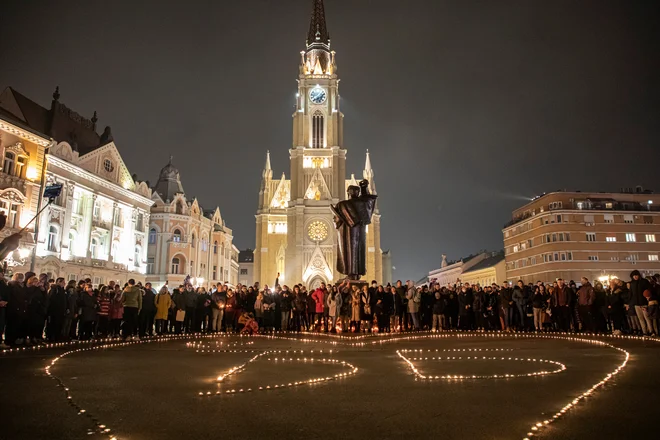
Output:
[{"xmin": 312, "ymin": 288, "xmax": 325, "ymax": 313}]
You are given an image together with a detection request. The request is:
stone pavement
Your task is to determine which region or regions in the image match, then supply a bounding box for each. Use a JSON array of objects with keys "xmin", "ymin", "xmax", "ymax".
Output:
[{"xmin": 1, "ymin": 332, "xmax": 658, "ymax": 440}]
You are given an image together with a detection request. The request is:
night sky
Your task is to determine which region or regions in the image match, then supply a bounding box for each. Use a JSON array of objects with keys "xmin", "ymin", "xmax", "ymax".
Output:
[{"xmin": 1, "ymin": 0, "xmax": 659, "ymax": 282}]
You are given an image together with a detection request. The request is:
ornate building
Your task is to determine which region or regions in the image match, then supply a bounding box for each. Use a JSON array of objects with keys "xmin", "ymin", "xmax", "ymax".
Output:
[
  {"xmin": 254, "ymin": 0, "xmax": 383, "ymax": 288},
  {"xmin": 0, "ymin": 87, "xmax": 153, "ymax": 284},
  {"xmin": 146, "ymin": 159, "xmax": 237, "ymax": 289}
]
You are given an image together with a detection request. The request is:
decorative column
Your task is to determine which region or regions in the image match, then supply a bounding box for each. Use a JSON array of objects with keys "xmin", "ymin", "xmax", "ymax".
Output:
[
  {"xmin": 108, "ymin": 202, "xmax": 118, "ymax": 261},
  {"xmin": 85, "ymin": 194, "xmax": 97, "ymax": 258},
  {"xmin": 61, "ymin": 181, "xmax": 75, "ymax": 259}
]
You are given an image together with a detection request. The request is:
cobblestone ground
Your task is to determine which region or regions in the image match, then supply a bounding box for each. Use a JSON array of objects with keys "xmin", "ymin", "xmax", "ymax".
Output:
[{"xmin": 1, "ymin": 331, "xmax": 658, "ymax": 440}]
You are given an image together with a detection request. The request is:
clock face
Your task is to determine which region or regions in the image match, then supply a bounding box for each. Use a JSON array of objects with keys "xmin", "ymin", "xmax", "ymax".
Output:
[{"xmin": 309, "ymin": 87, "xmax": 327, "ymax": 104}]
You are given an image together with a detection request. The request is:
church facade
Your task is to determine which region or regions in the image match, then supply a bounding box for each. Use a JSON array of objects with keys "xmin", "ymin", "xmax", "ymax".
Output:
[{"xmin": 254, "ymin": 0, "xmax": 383, "ymax": 288}]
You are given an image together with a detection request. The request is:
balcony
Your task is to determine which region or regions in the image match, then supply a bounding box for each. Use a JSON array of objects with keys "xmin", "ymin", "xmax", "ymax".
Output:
[{"xmin": 92, "ymin": 218, "xmax": 112, "ymax": 230}]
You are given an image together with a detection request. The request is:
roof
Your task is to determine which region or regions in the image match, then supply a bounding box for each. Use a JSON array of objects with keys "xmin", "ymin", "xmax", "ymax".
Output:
[
  {"xmin": 463, "ymin": 252, "xmax": 505, "ymax": 274},
  {"xmin": 239, "ymin": 249, "xmax": 254, "ymax": 263},
  {"xmin": 153, "ymin": 157, "xmax": 185, "ymax": 202},
  {"xmin": 0, "ymin": 86, "xmax": 102, "ymax": 154},
  {"xmin": 307, "ymin": 0, "xmax": 330, "ymax": 47}
]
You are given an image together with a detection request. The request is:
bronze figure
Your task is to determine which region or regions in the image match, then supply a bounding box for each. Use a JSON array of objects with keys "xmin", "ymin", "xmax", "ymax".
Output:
[{"xmin": 331, "ymin": 179, "xmax": 377, "ymax": 281}]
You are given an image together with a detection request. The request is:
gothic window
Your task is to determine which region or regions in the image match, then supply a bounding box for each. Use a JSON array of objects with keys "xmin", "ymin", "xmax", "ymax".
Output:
[
  {"xmin": 213, "ymin": 240, "xmax": 218, "ymax": 254},
  {"xmin": 171, "ymin": 257, "xmax": 180, "ymax": 274},
  {"xmin": 149, "ymin": 228, "xmax": 157, "ymax": 244},
  {"xmin": 47, "ymin": 225, "xmax": 59, "ymax": 252},
  {"xmin": 3, "ymin": 152, "xmax": 15, "ymax": 175},
  {"xmin": 191, "ymin": 233, "xmax": 196, "ymax": 248},
  {"xmin": 312, "ymin": 111, "xmax": 324, "ymax": 148},
  {"xmin": 172, "ymin": 229, "xmax": 182, "ymax": 242}
]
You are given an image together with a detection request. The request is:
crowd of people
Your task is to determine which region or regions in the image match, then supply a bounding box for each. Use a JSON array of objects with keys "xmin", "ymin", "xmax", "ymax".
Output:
[{"xmin": 0, "ymin": 269, "xmax": 658, "ymax": 348}]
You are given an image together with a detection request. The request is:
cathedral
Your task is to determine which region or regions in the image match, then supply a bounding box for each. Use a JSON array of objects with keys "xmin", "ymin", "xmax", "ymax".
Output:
[{"xmin": 254, "ymin": 0, "xmax": 383, "ymax": 288}]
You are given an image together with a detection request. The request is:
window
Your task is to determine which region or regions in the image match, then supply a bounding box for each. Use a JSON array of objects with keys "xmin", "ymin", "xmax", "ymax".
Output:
[
  {"xmin": 565, "ymin": 233, "xmax": 571, "ymax": 241},
  {"xmin": 312, "ymin": 110, "xmax": 324, "ymax": 148},
  {"xmin": 626, "ymin": 254, "xmax": 639, "ymax": 262},
  {"xmin": 626, "ymin": 233, "xmax": 636, "ymax": 242},
  {"xmin": 72, "ymin": 192, "xmax": 82, "ymax": 215},
  {"xmin": 527, "ymin": 239, "xmax": 533, "ymax": 248},
  {"xmin": 213, "ymin": 265, "xmax": 217, "ymax": 279},
  {"xmin": 0, "ymin": 202, "xmax": 20, "ymax": 228},
  {"xmin": 567, "ymin": 252, "xmax": 573, "ymax": 261},
  {"xmin": 552, "ymin": 233, "xmax": 557, "ymax": 242},
  {"xmin": 111, "ymin": 241, "xmax": 119, "ymax": 259},
  {"xmin": 3, "ymin": 152, "xmax": 15, "ymax": 175},
  {"xmin": 176, "ymin": 202, "xmax": 184, "ymax": 215},
  {"xmin": 530, "ymin": 256, "xmax": 536, "ymax": 265},
  {"xmin": 149, "ymin": 228, "xmax": 157, "ymax": 244},
  {"xmin": 577, "ymin": 202, "xmax": 584, "ymax": 210},
  {"xmin": 604, "ymin": 214, "xmax": 614, "ymax": 224},
  {"xmin": 649, "ymin": 255, "xmax": 659, "ymax": 262},
  {"xmin": 549, "ymin": 201, "xmax": 563, "ymax": 210},
  {"xmin": 68, "ymin": 274, "xmax": 77, "ymax": 282},
  {"xmin": 643, "ymin": 216, "xmax": 653, "ymax": 224},
  {"xmin": 147, "ymin": 257, "xmax": 154, "ymax": 274},
  {"xmin": 556, "ymin": 215, "xmax": 562, "ymax": 223},
  {"xmin": 16, "ymin": 157, "xmax": 26, "ymax": 177},
  {"xmin": 606, "ymin": 236, "xmax": 616, "ymax": 242},
  {"xmin": 114, "ymin": 207, "xmax": 122, "ymax": 227},
  {"xmin": 213, "ymin": 241, "xmax": 218, "ymax": 254},
  {"xmin": 588, "ymin": 255, "xmax": 599, "ymax": 261},
  {"xmin": 136, "ymin": 213, "xmax": 144, "ymax": 231},
  {"xmin": 240, "ymin": 268, "xmax": 248, "ymax": 275},
  {"xmin": 586, "ymin": 233, "xmax": 596, "ymax": 242},
  {"xmin": 553, "ymin": 252, "xmax": 559, "ymax": 261},
  {"xmin": 68, "ymin": 232, "xmax": 76, "ymax": 254},
  {"xmin": 513, "ymin": 245, "xmax": 519, "ymax": 253},
  {"xmin": 267, "ymin": 222, "xmax": 287, "ymax": 234},
  {"xmin": 605, "ymin": 202, "xmax": 613, "ymax": 209},
  {"xmin": 584, "ymin": 215, "xmax": 595, "ymax": 226},
  {"xmin": 190, "ymin": 261, "xmax": 194, "ymax": 275},
  {"xmin": 561, "ymin": 253, "xmax": 567, "ymax": 261},
  {"xmin": 47, "ymin": 226, "xmax": 58, "ymax": 252},
  {"xmin": 646, "ymin": 234, "xmax": 656, "ymax": 243},
  {"xmin": 171, "ymin": 257, "xmax": 180, "ymax": 274},
  {"xmin": 623, "ymin": 215, "xmax": 634, "ymax": 224},
  {"xmin": 103, "ymin": 159, "xmax": 114, "ymax": 172},
  {"xmin": 134, "ymin": 246, "xmax": 141, "ymax": 267},
  {"xmin": 191, "ymin": 233, "xmax": 196, "ymax": 248},
  {"xmin": 90, "ymin": 237, "xmax": 99, "ymax": 258},
  {"xmin": 93, "ymin": 201, "xmax": 100, "ymax": 219},
  {"xmin": 172, "ymin": 229, "xmax": 181, "ymax": 242}
]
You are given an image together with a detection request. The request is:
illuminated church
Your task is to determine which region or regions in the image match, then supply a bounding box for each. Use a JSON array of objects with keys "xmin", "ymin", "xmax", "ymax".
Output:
[{"xmin": 254, "ymin": 0, "xmax": 383, "ymax": 288}]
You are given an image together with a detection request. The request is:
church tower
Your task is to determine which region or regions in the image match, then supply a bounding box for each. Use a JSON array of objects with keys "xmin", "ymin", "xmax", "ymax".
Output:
[{"xmin": 254, "ymin": 0, "xmax": 382, "ymax": 288}]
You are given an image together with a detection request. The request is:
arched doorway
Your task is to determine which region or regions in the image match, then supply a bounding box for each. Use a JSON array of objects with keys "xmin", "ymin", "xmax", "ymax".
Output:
[{"xmin": 308, "ymin": 276, "xmax": 326, "ymax": 290}]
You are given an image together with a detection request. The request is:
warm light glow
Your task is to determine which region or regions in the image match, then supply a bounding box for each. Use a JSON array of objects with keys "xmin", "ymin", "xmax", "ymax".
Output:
[
  {"xmin": 26, "ymin": 166, "xmax": 38, "ymax": 180},
  {"xmin": 18, "ymin": 247, "xmax": 30, "ymax": 259}
]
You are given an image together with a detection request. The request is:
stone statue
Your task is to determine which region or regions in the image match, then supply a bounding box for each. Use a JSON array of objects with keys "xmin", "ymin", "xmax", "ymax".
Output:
[{"xmin": 331, "ymin": 179, "xmax": 377, "ymax": 280}]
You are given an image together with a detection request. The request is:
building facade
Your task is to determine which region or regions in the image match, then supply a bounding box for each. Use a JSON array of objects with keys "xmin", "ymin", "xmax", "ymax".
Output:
[
  {"xmin": 146, "ymin": 159, "xmax": 236, "ymax": 290},
  {"xmin": 0, "ymin": 87, "xmax": 152, "ymax": 285},
  {"xmin": 254, "ymin": 0, "xmax": 383, "ymax": 288},
  {"xmin": 426, "ymin": 252, "xmax": 496, "ymax": 286},
  {"xmin": 458, "ymin": 252, "xmax": 506, "ymax": 287},
  {"xmin": 503, "ymin": 189, "xmax": 660, "ymax": 284},
  {"xmin": 238, "ymin": 249, "xmax": 254, "ymax": 287}
]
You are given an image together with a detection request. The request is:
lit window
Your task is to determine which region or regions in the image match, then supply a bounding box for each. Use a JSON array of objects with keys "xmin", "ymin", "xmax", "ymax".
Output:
[
  {"xmin": 171, "ymin": 257, "xmax": 180, "ymax": 274},
  {"xmin": 513, "ymin": 245, "xmax": 519, "ymax": 253},
  {"xmin": 3, "ymin": 152, "xmax": 15, "ymax": 175},
  {"xmin": 172, "ymin": 229, "xmax": 182, "ymax": 242},
  {"xmin": 134, "ymin": 246, "xmax": 141, "ymax": 267},
  {"xmin": 606, "ymin": 236, "xmax": 616, "ymax": 242},
  {"xmin": 149, "ymin": 228, "xmax": 157, "ymax": 244},
  {"xmin": 47, "ymin": 225, "xmax": 58, "ymax": 252},
  {"xmin": 90, "ymin": 238, "xmax": 99, "ymax": 258},
  {"xmin": 147, "ymin": 257, "xmax": 154, "ymax": 274},
  {"xmin": 646, "ymin": 234, "xmax": 656, "ymax": 243},
  {"xmin": 649, "ymin": 255, "xmax": 659, "ymax": 261},
  {"xmin": 626, "ymin": 233, "xmax": 636, "ymax": 242}
]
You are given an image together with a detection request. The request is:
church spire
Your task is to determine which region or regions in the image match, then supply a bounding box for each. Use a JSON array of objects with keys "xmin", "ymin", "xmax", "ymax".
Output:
[
  {"xmin": 363, "ymin": 149, "xmax": 376, "ymax": 194},
  {"xmin": 306, "ymin": 0, "xmax": 330, "ymax": 48},
  {"xmin": 262, "ymin": 150, "xmax": 272, "ymax": 180}
]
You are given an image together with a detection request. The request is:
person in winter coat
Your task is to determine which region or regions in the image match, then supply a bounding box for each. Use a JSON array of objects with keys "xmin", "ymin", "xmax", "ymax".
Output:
[
  {"xmin": 224, "ymin": 289, "xmax": 237, "ymax": 332},
  {"xmin": 292, "ymin": 286, "xmax": 307, "ymax": 332},
  {"xmin": 499, "ymin": 282, "xmax": 514, "ymax": 331},
  {"xmin": 6, "ymin": 273, "xmax": 28, "ymax": 346},
  {"xmin": 531, "ymin": 285, "xmax": 547, "ymax": 331},
  {"xmin": 26, "ymin": 276, "xmax": 47, "ymax": 344},
  {"xmin": 577, "ymin": 278, "xmax": 596, "ymax": 332},
  {"xmin": 138, "ymin": 283, "xmax": 157, "ymax": 337},
  {"xmin": 210, "ymin": 286, "xmax": 226, "ymax": 333},
  {"xmin": 629, "ymin": 270, "xmax": 651, "ymax": 335},
  {"xmin": 406, "ymin": 281, "xmax": 421, "ymax": 331},
  {"xmin": 350, "ymin": 285, "xmax": 361, "ymax": 332},
  {"xmin": 472, "ymin": 286, "xmax": 486, "ymax": 330},
  {"xmin": 122, "ymin": 279, "xmax": 142, "ymax": 340},
  {"xmin": 311, "ymin": 287, "xmax": 326, "ymax": 331},
  {"xmin": 279, "ymin": 287, "xmax": 293, "ymax": 331},
  {"xmin": 457, "ymin": 285, "xmax": 473, "ymax": 330},
  {"xmin": 97, "ymin": 286, "xmax": 111, "ymax": 338},
  {"xmin": 432, "ymin": 289, "xmax": 447, "ymax": 331},
  {"xmin": 79, "ymin": 284, "xmax": 99, "ymax": 340},
  {"xmin": 607, "ymin": 279, "xmax": 625, "ymax": 335},
  {"xmin": 61, "ymin": 281, "xmax": 78, "ymax": 341},
  {"xmin": 261, "ymin": 287, "xmax": 275, "ymax": 331},
  {"xmin": 46, "ymin": 278, "xmax": 67, "ymax": 342},
  {"xmin": 326, "ymin": 286, "xmax": 343, "ymax": 333},
  {"xmin": 512, "ymin": 280, "xmax": 528, "ymax": 331},
  {"xmin": 642, "ymin": 289, "xmax": 658, "ymax": 335},
  {"xmin": 155, "ymin": 286, "xmax": 172, "ymax": 335},
  {"xmin": 109, "ymin": 286, "xmax": 124, "ymax": 337},
  {"xmin": 171, "ymin": 288, "xmax": 186, "ymax": 334},
  {"xmin": 339, "ymin": 283, "xmax": 352, "ymax": 332}
]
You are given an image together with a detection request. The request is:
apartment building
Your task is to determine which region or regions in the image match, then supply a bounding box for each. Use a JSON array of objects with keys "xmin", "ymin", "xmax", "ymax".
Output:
[{"xmin": 503, "ymin": 189, "xmax": 660, "ymax": 284}]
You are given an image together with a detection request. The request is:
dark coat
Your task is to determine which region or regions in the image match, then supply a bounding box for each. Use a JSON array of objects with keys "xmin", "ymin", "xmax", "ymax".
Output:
[
  {"xmin": 142, "ymin": 289, "xmax": 156, "ymax": 312},
  {"xmin": 47, "ymin": 285, "xmax": 67, "ymax": 319},
  {"xmin": 80, "ymin": 293, "xmax": 98, "ymax": 322},
  {"xmin": 629, "ymin": 277, "xmax": 650, "ymax": 307}
]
